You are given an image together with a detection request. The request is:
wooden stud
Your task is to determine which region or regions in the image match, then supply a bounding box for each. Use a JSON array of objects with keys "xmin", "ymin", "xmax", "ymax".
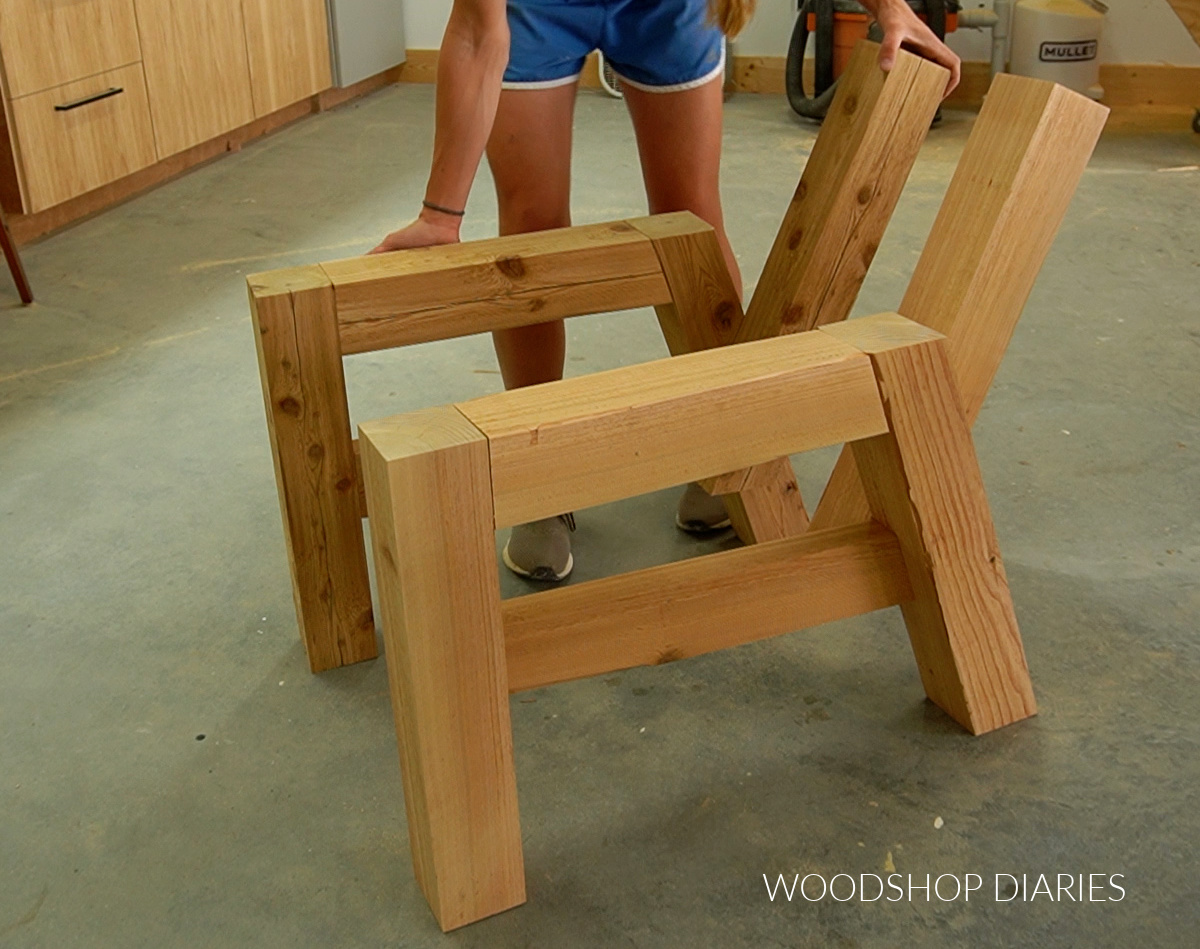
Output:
[
  {"xmin": 630, "ymin": 212, "xmax": 813, "ymax": 542},
  {"xmin": 703, "ymin": 43, "xmax": 946, "ymax": 541},
  {"xmin": 722, "ymin": 457, "xmax": 810, "ymax": 544},
  {"xmin": 839, "ymin": 325, "xmax": 1036, "ymax": 735},
  {"xmin": 359, "ymin": 406, "xmax": 525, "ymax": 932},
  {"xmin": 249, "ymin": 266, "xmax": 376, "ymax": 673},
  {"xmin": 323, "ymin": 220, "xmax": 673, "ymax": 354},
  {"xmin": 627, "ymin": 212, "xmax": 742, "ymax": 354},
  {"xmin": 503, "ymin": 523, "xmax": 911, "ymax": 692},
  {"xmin": 456, "ymin": 331, "xmax": 887, "ymax": 529},
  {"xmin": 810, "ymin": 75, "xmax": 1109, "ymax": 532},
  {"xmin": 736, "ymin": 43, "xmax": 948, "ymax": 343}
]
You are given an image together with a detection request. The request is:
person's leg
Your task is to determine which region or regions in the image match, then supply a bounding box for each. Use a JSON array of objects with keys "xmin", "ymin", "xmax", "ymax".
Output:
[
  {"xmin": 487, "ymin": 84, "xmax": 580, "ymax": 580},
  {"xmin": 622, "ymin": 77, "xmax": 743, "ymax": 300},
  {"xmin": 486, "ymin": 83, "xmax": 577, "ymax": 390},
  {"xmin": 624, "ymin": 76, "xmax": 739, "ymax": 532}
]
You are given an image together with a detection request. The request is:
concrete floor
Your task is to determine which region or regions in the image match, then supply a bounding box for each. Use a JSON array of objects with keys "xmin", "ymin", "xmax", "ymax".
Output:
[{"xmin": 1, "ymin": 84, "xmax": 1198, "ymax": 947}]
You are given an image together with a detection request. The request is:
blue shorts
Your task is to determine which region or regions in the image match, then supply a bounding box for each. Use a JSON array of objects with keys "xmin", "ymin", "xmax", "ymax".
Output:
[{"xmin": 503, "ymin": 0, "xmax": 725, "ymax": 93}]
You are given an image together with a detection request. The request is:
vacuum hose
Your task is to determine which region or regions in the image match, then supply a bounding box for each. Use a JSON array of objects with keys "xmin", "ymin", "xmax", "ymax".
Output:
[{"xmin": 786, "ymin": 0, "xmax": 838, "ymax": 121}]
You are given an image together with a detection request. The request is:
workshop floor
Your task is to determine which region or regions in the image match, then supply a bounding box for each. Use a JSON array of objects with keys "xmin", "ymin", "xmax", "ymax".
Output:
[{"xmin": 2, "ymin": 84, "xmax": 1197, "ymax": 948}]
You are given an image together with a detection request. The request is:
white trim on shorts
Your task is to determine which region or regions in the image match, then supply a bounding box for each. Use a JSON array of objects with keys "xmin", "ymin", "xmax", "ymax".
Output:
[
  {"xmin": 501, "ymin": 73, "xmax": 583, "ymax": 91},
  {"xmin": 610, "ymin": 46, "xmax": 725, "ymax": 94}
]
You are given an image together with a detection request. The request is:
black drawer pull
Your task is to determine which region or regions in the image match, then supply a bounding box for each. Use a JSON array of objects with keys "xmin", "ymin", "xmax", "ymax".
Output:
[{"xmin": 54, "ymin": 87, "xmax": 124, "ymax": 112}]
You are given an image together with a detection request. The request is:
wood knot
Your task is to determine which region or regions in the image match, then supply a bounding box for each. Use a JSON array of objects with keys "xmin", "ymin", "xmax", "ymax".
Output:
[
  {"xmin": 787, "ymin": 227, "xmax": 804, "ymax": 251},
  {"xmin": 782, "ymin": 303, "xmax": 805, "ymax": 326},
  {"xmin": 495, "ymin": 256, "xmax": 526, "ymax": 279},
  {"xmin": 278, "ymin": 396, "xmax": 301, "ymax": 418},
  {"xmin": 713, "ymin": 300, "xmax": 735, "ymax": 330},
  {"xmin": 307, "ymin": 443, "xmax": 325, "ymax": 462},
  {"xmin": 528, "ymin": 296, "xmax": 546, "ymax": 312},
  {"xmin": 335, "ymin": 476, "xmax": 353, "ymax": 492},
  {"xmin": 794, "ymin": 180, "xmax": 808, "ymax": 201},
  {"xmin": 843, "ymin": 94, "xmax": 858, "ymax": 115},
  {"xmin": 655, "ymin": 646, "xmax": 684, "ymax": 665},
  {"xmin": 856, "ymin": 185, "xmax": 873, "ymax": 206}
]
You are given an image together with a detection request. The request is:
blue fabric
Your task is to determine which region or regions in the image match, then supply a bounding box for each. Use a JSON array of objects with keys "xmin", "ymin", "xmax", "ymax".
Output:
[{"xmin": 503, "ymin": 0, "xmax": 724, "ymax": 89}]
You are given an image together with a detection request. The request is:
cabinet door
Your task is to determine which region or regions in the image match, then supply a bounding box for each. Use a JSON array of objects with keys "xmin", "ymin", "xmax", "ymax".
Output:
[
  {"xmin": 10, "ymin": 63, "xmax": 157, "ymax": 212},
  {"xmin": 134, "ymin": 0, "xmax": 256, "ymax": 157},
  {"xmin": 241, "ymin": 0, "xmax": 333, "ymax": 117},
  {"xmin": 0, "ymin": 0, "xmax": 143, "ymax": 98}
]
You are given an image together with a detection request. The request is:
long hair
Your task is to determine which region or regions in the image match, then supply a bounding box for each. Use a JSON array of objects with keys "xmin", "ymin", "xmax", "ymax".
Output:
[{"xmin": 708, "ymin": 0, "xmax": 757, "ymax": 37}]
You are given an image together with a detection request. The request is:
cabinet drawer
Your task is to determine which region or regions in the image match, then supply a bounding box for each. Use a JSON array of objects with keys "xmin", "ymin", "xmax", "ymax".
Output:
[
  {"xmin": 10, "ymin": 63, "xmax": 158, "ymax": 213},
  {"xmin": 0, "ymin": 0, "xmax": 142, "ymax": 98}
]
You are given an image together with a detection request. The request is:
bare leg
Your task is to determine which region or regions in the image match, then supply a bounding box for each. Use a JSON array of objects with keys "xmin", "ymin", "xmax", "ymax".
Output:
[
  {"xmin": 625, "ymin": 75, "xmax": 738, "ymax": 532},
  {"xmin": 622, "ymin": 77, "xmax": 742, "ymax": 300},
  {"xmin": 486, "ymin": 84, "xmax": 577, "ymax": 390}
]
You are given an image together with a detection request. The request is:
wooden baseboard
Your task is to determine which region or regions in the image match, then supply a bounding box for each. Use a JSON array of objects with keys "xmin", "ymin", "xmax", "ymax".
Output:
[{"xmin": 9, "ymin": 66, "xmax": 408, "ymax": 246}]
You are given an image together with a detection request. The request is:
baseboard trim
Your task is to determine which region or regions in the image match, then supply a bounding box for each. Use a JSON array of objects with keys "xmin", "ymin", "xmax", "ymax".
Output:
[{"xmin": 397, "ymin": 48, "xmax": 1199, "ymax": 115}]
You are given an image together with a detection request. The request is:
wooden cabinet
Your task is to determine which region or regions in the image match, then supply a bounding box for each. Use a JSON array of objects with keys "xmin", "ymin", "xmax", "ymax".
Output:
[
  {"xmin": 134, "ymin": 0, "xmax": 257, "ymax": 157},
  {"xmin": 243, "ymin": 0, "xmax": 334, "ymax": 117},
  {"xmin": 8, "ymin": 64, "xmax": 158, "ymax": 212},
  {"xmin": 0, "ymin": 0, "xmax": 157, "ymax": 212},
  {"xmin": 0, "ymin": 1, "xmax": 334, "ymax": 214},
  {"xmin": 0, "ymin": 0, "xmax": 143, "ymax": 98}
]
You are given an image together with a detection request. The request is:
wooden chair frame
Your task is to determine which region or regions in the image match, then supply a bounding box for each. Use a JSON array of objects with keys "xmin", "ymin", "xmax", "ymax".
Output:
[
  {"xmin": 251, "ymin": 43, "xmax": 956, "ymax": 672},
  {"xmin": 359, "ymin": 313, "xmax": 1036, "ymax": 930},
  {"xmin": 248, "ymin": 39, "xmax": 1108, "ymax": 933}
]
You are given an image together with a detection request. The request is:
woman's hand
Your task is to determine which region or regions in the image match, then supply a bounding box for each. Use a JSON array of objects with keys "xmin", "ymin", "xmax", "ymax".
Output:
[
  {"xmin": 865, "ymin": 0, "xmax": 962, "ymax": 96},
  {"xmin": 369, "ymin": 209, "xmax": 462, "ymax": 254}
]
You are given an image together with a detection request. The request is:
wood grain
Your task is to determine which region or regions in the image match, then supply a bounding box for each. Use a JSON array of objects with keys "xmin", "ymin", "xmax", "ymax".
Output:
[
  {"xmin": 0, "ymin": 0, "xmax": 142, "ymax": 98},
  {"xmin": 456, "ymin": 331, "xmax": 887, "ymax": 529},
  {"xmin": 736, "ymin": 42, "xmax": 947, "ymax": 342},
  {"xmin": 135, "ymin": 0, "xmax": 256, "ymax": 157},
  {"xmin": 706, "ymin": 43, "xmax": 944, "ymax": 541},
  {"xmin": 7, "ymin": 63, "xmax": 157, "ymax": 213},
  {"xmin": 337, "ymin": 272, "xmax": 670, "ymax": 354},
  {"xmin": 6, "ymin": 64, "xmax": 394, "ymax": 232},
  {"xmin": 1165, "ymin": 1, "xmax": 1200, "ymax": 49},
  {"xmin": 503, "ymin": 523, "xmax": 911, "ymax": 692},
  {"xmin": 722, "ymin": 456, "xmax": 810, "ymax": 544},
  {"xmin": 849, "ymin": 335, "xmax": 1036, "ymax": 735},
  {"xmin": 628, "ymin": 212, "xmax": 741, "ymax": 354},
  {"xmin": 322, "ymin": 220, "xmax": 672, "ymax": 352},
  {"xmin": 241, "ymin": 0, "xmax": 333, "ymax": 117},
  {"xmin": 249, "ymin": 266, "xmax": 376, "ymax": 673},
  {"xmin": 811, "ymin": 75, "xmax": 1108, "ymax": 532},
  {"xmin": 360, "ymin": 406, "xmax": 525, "ymax": 932}
]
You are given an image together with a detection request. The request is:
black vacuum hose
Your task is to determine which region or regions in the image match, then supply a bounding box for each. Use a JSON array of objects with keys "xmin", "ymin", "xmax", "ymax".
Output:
[{"xmin": 786, "ymin": 0, "xmax": 838, "ymax": 121}]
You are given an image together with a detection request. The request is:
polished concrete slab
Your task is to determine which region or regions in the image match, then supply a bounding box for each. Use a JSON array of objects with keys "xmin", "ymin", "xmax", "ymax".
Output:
[{"xmin": 1, "ymin": 84, "xmax": 1198, "ymax": 947}]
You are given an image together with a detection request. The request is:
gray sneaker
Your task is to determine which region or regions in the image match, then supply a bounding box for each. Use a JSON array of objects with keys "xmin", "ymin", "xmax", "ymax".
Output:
[
  {"xmin": 675, "ymin": 482, "xmax": 731, "ymax": 533},
  {"xmin": 502, "ymin": 513, "xmax": 576, "ymax": 581}
]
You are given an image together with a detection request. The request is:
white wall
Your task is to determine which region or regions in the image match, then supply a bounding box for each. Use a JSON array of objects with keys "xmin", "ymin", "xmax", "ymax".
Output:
[
  {"xmin": 405, "ymin": 0, "xmax": 1200, "ymax": 65},
  {"xmin": 403, "ymin": 3, "xmax": 450, "ymax": 46}
]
